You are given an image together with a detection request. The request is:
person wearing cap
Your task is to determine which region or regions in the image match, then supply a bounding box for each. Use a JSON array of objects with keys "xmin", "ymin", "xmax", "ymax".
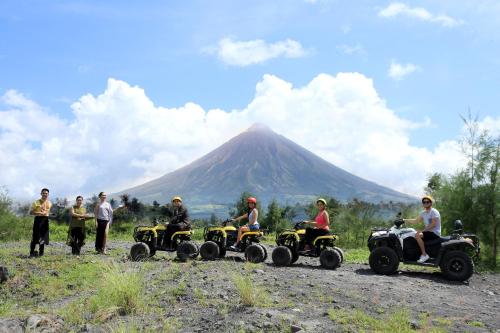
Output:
[
  {"xmin": 29, "ymin": 188, "xmax": 52, "ymax": 257},
  {"xmin": 230, "ymin": 197, "xmax": 260, "ymax": 250},
  {"xmin": 303, "ymin": 198, "xmax": 330, "ymax": 251},
  {"xmin": 404, "ymin": 195, "xmax": 441, "ymax": 263},
  {"xmin": 163, "ymin": 196, "xmax": 190, "ymax": 249}
]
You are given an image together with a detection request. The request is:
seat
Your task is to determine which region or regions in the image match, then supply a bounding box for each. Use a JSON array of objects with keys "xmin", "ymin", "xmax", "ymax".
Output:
[{"xmin": 424, "ymin": 236, "xmax": 450, "ymax": 247}]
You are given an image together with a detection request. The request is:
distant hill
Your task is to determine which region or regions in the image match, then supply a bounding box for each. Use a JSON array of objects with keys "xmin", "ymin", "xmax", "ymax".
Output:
[{"xmin": 115, "ymin": 123, "xmax": 415, "ymax": 207}]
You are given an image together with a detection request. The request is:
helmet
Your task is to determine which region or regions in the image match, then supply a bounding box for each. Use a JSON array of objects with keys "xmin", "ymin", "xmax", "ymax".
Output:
[
  {"xmin": 172, "ymin": 196, "xmax": 182, "ymax": 203},
  {"xmin": 247, "ymin": 197, "xmax": 257, "ymax": 204},
  {"xmin": 422, "ymin": 195, "xmax": 433, "ymax": 203},
  {"xmin": 316, "ymin": 198, "xmax": 327, "ymax": 205}
]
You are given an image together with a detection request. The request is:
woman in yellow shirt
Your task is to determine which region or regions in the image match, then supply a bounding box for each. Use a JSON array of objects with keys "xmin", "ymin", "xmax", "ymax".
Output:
[{"xmin": 68, "ymin": 196, "xmax": 90, "ymax": 255}]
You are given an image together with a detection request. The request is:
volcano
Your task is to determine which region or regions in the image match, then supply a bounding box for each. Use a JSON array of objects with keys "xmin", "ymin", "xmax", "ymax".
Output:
[{"xmin": 115, "ymin": 124, "xmax": 414, "ymax": 205}]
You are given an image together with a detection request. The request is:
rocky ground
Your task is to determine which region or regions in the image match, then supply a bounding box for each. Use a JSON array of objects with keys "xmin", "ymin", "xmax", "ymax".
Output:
[{"xmin": 0, "ymin": 241, "xmax": 499, "ymax": 333}]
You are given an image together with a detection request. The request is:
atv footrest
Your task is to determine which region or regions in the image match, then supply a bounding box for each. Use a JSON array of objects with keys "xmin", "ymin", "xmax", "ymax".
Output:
[{"xmin": 404, "ymin": 260, "xmax": 437, "ymax": 267}]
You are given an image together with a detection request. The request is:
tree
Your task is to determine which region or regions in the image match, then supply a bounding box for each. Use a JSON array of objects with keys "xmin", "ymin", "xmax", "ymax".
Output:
[
  {"xmin": 120, "ymin": 194, "xmax": 130, "ymax": 208},
  {"xmin": 433, "ymin": 114, "xmax": 499, "ymax": 266},
  {"xmin": 152, "ymin": 200, "xmax": 160, "ymax": 211},
  {"xmin": 262, "ymin": 200, "xmax": 289, "ymax": 233}
]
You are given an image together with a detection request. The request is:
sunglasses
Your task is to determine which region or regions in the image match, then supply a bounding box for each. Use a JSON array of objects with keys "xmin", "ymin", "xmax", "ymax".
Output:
[{"xmin": 422, "ymin": 200, "xmax": 431, "ymax": 204}]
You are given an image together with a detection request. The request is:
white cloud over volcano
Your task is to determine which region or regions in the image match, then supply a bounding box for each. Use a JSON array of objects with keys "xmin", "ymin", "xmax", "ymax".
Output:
[{"xmin": 1, "ymin": 73, "xmax": 487, "ymax": 200}]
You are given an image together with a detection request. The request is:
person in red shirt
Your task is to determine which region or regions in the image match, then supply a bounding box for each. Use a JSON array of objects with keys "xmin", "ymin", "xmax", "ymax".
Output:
[{"xmin": 303, "ymin": 198, "xmax": 330, "ymax": 251}]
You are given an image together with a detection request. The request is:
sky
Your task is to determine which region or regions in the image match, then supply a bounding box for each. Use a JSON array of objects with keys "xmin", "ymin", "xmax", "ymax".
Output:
[{"xmin": 0, "ymin": 0, "xmax": 499, "ymax": 201}]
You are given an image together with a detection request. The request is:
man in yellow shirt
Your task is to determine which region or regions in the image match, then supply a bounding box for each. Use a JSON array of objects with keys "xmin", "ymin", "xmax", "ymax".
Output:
[{"xmin": 29, "ymin": 188, "xmax": 52, "ymax": 257}]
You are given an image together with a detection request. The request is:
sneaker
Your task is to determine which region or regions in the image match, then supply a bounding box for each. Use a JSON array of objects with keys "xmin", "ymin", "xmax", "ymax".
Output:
[
  {"xmin": 229, "ymin": 244, "xmax": 239, "ymax": 251},
  {"xmin": 417, "ymin": 254, "xmax": 430, "ymax": 263}
]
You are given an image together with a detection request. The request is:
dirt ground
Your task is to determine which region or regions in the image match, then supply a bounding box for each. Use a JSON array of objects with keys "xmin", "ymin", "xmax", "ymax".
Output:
[{"xmin": 0, "ymin": 241, "xmax": 499, "ymax": 333}]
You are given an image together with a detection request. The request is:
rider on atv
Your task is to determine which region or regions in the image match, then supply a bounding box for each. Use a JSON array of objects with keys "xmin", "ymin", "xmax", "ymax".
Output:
[
  {"xmin": 302, "ymin": 198, "xmax": 330, "ymax": 251},
  {"xmin": 404, "ymin": 195, "xmax": 441, "ymax": 263},
  {"xmin": 162, "ymin": 196, "xmax": 190, "ymax": 249}
]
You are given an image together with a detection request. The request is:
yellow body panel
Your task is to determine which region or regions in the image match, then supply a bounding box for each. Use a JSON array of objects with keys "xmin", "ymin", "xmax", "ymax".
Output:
[
  {"xmin": 313, "ymin": 235, "xmax": 336, "ymax": 245},
  {"xmin": 296, "ymin": 229, "xmax": 306, "ymax": 235}
]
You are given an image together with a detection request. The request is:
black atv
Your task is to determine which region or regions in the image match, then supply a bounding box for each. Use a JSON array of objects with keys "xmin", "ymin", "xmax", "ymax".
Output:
[
  {"xmin": 199, "ymin": 219, "xmax": 267, "ymax": 263},
  {"xmin": 130, "ymin": 218, "xmax": 199, "ymax": 262},
  {"xmin": 272, "ymin": 221, "xmax": 344, "ymax": 269},
  {"xmin": 368, "ymin": 217, "xmax": 480, "ymax": 281}
]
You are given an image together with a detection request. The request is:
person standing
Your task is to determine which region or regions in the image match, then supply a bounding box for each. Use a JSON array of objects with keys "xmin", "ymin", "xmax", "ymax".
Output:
[
  {"xmin": 29, "ymin": 188, "xmax": 52, "ymax": 257},
  {"xmin": 68, "ymin": 196, "xmax": 89, "ymax": 255},
  {"xmin": 94, "ymin": 192, "xmax": 113, "ymax": 254}
]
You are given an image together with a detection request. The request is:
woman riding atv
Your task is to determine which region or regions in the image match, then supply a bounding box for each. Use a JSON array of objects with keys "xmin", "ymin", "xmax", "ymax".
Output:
[
  {"xmin": 163, "ymin": 196, "xmax": 190, "ymax": 249},
  {"xmin": 230, "ymin": 197, "xmax": 260, "ymax": 250},
  {"xmin": 303, "ymin": 198, "xmax": 330, "ymax": 251}
]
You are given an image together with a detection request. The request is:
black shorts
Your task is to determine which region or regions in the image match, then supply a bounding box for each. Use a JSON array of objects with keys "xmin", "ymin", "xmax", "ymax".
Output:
[{"xmin": 422, "ymin": 231, "xmax": 440, "ymax": 240}]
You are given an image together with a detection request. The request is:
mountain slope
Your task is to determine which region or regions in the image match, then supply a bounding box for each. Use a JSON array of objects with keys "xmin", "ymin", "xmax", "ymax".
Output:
[{"xmin": 115, "ymin": 124, "xmax": 415, "ymax": 204}]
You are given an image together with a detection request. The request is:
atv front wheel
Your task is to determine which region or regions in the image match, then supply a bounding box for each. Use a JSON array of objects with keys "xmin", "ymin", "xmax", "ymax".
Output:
[
  {"xmin": 130, "ymin": 242, "xmax": 150, "ymax": 261},
  {"xmin": 200, "ymin": 241, "xmax": 220, "ymax": 260},
  {"xmin": 440, "ymin": 250, "xmax": 474, "ymax": 281},
  {"xmin": 177, "ymin": 241, "xmax": 199, "ymax": 262},
  {"xmin": 369, "ymin": 246, "xmax": 399, "ymax": 275},
  {"xmin": 319, "ymin": 248, "xmax": 341, "ymax": 269},
  {"xmin": 272, "ymin": 246, "xmax": 292, "ymax": 266},
  {"xmin": 245, "ymin": 244, "xmax": 266, "ymax": 263}
]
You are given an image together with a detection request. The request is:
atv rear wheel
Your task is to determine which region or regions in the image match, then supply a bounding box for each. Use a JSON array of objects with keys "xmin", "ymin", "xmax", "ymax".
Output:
[
  {"xmin": 245, "ymin": 244, "xmax": 266, "ymax": 263},
  {"xmin": 272, "ymin": 246, "xmax": 292, "ymax": 266},
  {"xmin": 200, "ymin": 241, "xmax": 220, "ymax": 260},
  {"xmin": 259, "ymin": 244, "xmax": 268, "ymax": 262},
  {"xmin": 177, "ymin": 241, "xmax": 199, "ymax": 262},
  {"xmin": 319, "ymin": 248, "xmax": 341, "ymax": 269},
  {"xmin": 369, "ymin": 246, "xmax": 399, "ymax": 275},
  {"xmin": 440, "ymin": 250, "xmax": 474, "ymax": 281},
  {"xmin": 130, "ymin": 242, "xmax": 150, "ymax": 261},
  {"xmin": 333, "ymin": 246, "xmax": 345, "ymax": 264}
]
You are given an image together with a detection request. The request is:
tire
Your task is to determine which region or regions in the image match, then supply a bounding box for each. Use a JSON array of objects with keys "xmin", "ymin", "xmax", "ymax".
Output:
[
  {"xmin": 319, "ymin": 248, "xmax": 341, "ymax": 269},
  {"xmin": 176, "ymin": 241, "xmax": 199, "ymax": 262},
  {"xmin": 245, "ymin": 244, "xmax": 266, "ymax": 263},
  {"xmin": 291, "ymin": 251, "xmax": 299, "ymax": 264},
  {"xmin": 272, "ymin": 246, "xmax": 292, "ymax": 266},
  {"xmin": 219, "ymin": 246, "xmax": 227, "ymax": 258},
  {"xmin": 130, "ymin": 242, "xmax": 150, "ymax": 261},
  {"xmin": 333, "ymin": 246, "xmax": 345, "ymax": 264},
  {"xmin": 200, "ymin": 241, "xmax": 220, "ymax": 260},
  {"xmin": 259, "ymin": 244, "xmax": 268, "ymax": 262},
  {"xmin": 369, "ymin": 246, "xmax": 399, "ymax": 275},
  {"xmin": 440, "ymin": 250, "xmax": 474, "ymax": 281}
]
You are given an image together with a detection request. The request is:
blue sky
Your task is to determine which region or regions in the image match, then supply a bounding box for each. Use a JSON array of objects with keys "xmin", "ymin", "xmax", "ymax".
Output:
[{"xmin": 0, "ymin": 0, "xmax": 499, "ymax": 200}]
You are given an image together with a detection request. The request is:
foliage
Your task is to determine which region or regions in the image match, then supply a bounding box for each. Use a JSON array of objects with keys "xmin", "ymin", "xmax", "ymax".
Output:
[
  {"xmin": 261, "ymin": 199, "xmax": 291, "ymax": 233},
  {"xmin": 429, "ymin": 114, "xmax": 499, "ymax": 266}
]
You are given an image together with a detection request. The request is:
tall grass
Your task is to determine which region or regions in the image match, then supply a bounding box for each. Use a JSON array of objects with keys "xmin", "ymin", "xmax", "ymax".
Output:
[
  {"xmin": 89, "ymin": 264, "xmax": 146, "ymax": 321},
  {"xmin": 231, "ymin": 272, "xmax": 270, "ymax": 307}
]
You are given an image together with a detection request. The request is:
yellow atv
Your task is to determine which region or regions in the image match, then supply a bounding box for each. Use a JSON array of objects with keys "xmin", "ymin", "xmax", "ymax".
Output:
[
  {"xmin": 272, "ymin": 221, "xmax": 344, "ymax": 269},
  {"xmin": 130, "ymin": 218, "xmax": 198, "ymax": 262},
  {"xmin": 199, "ymin": 219, "xmax": 268, "ymax": 263}
]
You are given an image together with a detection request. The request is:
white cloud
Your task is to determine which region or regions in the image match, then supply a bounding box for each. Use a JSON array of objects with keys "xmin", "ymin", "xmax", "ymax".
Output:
[
  {"xmin": 378, "ymin": 2, "xmax": 463, "ymax": 27},
  {"xmin": 1, "ymin": 74, "xmax": 493, "ymax": 201},
  {"xmin": 205, "ymin": 37, "xmax": 307, "ymax": 66},
  {"xmin": 337, "ymin": 43, "xmax": 365, "ymax": 55},
  {"xmin": 388, "ymin": 60, "xmax": 420, "ymax": 80}
]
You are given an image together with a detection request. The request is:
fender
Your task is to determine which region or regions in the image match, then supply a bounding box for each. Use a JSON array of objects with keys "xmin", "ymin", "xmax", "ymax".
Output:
[{"xmin": 435, "ymin": 239, "xmax": 476, "ymax": 264}]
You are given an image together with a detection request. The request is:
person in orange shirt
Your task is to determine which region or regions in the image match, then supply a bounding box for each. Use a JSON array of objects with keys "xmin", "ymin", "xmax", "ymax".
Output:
[{"xmin": 29, "ymin": 188, "xmax": 52, "ymax": 257}]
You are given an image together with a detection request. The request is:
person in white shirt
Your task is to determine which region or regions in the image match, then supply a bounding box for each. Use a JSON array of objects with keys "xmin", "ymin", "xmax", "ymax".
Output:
[
  {"xmin": 94, "ymin": 192, "xmax": 113, "ymax": 254},
  {"xmin": 404, "ymin": 195, "xmax": 442, "ymax": 263}
]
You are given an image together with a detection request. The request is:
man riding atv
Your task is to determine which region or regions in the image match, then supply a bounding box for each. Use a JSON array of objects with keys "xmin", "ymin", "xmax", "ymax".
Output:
[
  {"xmin": 162, "ymin": 196, "xmax": 190, "ymax": 249},
  {"xmin": 404, "ymin": 195, "xmax": 441, "ymax": 263}
]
